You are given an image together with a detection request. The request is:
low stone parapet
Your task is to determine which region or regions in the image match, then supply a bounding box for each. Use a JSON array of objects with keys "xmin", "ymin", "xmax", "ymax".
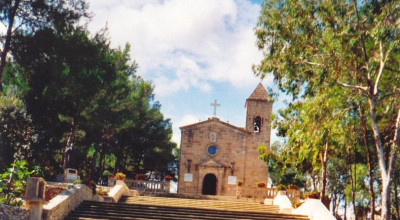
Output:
[
  {"xmin": 105, "ymin": 180, "xmax": 137, "ymax": 202},
  {"xmin": 42, "ymin": 184, "xmax": 103, "ymax": 220},
  {"xmin": 236, "ymin": 187, "xmax": 300, "ymax": 203},
  {"xmin": 21, "ymin": 178, "xmax": 138, "ymax": 220},
  {"xmin": 0, "ymin": 204, "xmax": 29, "ymax": 220}
]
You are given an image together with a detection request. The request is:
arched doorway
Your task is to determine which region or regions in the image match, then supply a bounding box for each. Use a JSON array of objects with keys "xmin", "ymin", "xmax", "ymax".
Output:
[{"xmin": 202, "ymin": 173, "xmax": 217, "ymax": 195}]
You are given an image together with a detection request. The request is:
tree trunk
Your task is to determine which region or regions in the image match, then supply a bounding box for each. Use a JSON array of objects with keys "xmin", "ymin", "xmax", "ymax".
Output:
[
  {"xmin": 344, "ymin": 198, "xmax": 347, "ymax": 220},
  {"xmin": 91, "ymin": 146, "xmax": 98, "ymax": 177},
  {"xmin": 339, "ymin": 80, "xmax": 397, "ymax": 219},
  {"xmin": 349, "ymin": 160, "xmax": 357, "ymax": 219},
  {"xmin": 368, "ymin": 95, "xmax": 393, "ymax": 220},
  {"xmin": 394, "ymin": 176, "xmax": 400, "ymax": 220},
  {"xmin": 369, "ymin": 102, "xmax": 400, "ymax": 220},
  {"xmin": 381, "ymin": 179, "xmax": 391, "ymax": 220},
  {"xmin": 0, "ymin": 0, "xmax": 21, "ymax": 92},
  {"xmin": 360, "ymin": 107, "xmax": 375, "ymax": 219},
  {"xmin": 335, "ymin": 194, "xmax": 342, "ymax": 219},
  {"xmin": 63, "ymin": 123, "xmax": 75, "ymax": 170},
  {"xmin": 97, "ymin": 144, "xmax": 105, "ymax": 179},
  {"xmin": 332, "ymin": 193, "xmax": 337, "ymax": 217},
  {"xmin": 319, "ymin": 143, "xmax": 328, "ymax": 200},
  {"xmin": 391, "ymin": 108, "xmax": 400, "ymax": 219},
  {"xmin": 304, "ymin": 178, "xmax": 308, "ymax": 192},
  {"xmin": 114, "ymin": 150, "xmax": 123, "ymax": 173},
  {"xmin": 311, "ymin": 175, "xmax": 317, "ymax": 191}
]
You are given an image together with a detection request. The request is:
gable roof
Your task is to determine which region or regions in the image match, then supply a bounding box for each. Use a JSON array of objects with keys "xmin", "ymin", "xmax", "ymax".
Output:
[
  {"xmin": 180, "ymin": 117, "xmax": 248, "ymax": 134},
  {"xmin": 247, "ymin": 83, "xmax": 270, "ymax": 101}
]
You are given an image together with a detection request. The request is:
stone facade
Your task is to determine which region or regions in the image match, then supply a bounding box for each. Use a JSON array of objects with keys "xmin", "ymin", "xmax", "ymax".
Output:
[{"xmin": 178, "ymin": 83, "xmax": 273, "ymax": 196}]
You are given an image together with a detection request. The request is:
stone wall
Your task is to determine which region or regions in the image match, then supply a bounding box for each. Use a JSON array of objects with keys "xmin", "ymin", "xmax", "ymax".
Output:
[
  {"xmin": 179, "ymin": 117, "xmax": 248, "ymax": 196},
  {"xmin": 42, "ymin": 184, "xmax": 103, "ymax": 220},
  {"xmin": 0, "ymin": 204, "xmax": 29, "ymax": 220}
]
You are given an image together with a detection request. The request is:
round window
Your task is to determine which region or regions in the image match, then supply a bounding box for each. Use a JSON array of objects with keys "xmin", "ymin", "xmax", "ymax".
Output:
[{"xmin": 207, "ymin": 145, "xmax": 218, "ymax": 156}]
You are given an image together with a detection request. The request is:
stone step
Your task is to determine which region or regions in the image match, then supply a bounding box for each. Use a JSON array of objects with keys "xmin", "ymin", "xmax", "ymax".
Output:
[
  {"xmin": 120, "ymin": 196, "xmax": 280, "ymax": 213},
  {"xmin": 67, "ymin": 206, "xmax": 308, "ymax": 220},
  {"xmin": 66, "ymin": 197, "xmax": 310, "ymax": 220},
  {"xmin": 71, "ymin": 202, "xmax": 303, "ymax": 219}
]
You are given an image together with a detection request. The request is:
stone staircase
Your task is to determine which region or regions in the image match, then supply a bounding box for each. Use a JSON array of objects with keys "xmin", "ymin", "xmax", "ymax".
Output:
[{"xmin": 66, "ymin": 196, "xmax": 310, "ymax": 220}]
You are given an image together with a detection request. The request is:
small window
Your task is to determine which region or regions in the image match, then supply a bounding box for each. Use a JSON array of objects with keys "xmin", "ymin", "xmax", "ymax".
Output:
[{"xmin": 254, "ymin": 116, "xmax": 262, "ymax": 132}]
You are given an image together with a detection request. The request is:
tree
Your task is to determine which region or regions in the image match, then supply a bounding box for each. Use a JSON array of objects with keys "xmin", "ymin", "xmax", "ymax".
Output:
[
  {"xmin": 9, "ymin": 27, "xmax": 119, "ymax": 175},
  {"xmin": 255, "ymin": 1, "xmax": 400, "ymax": 218},
  {"xmin": 79, "ymin": 45, "xmax": 176, "ymax": 179},
  {"xmin": 114, "ymin": 80, "xmax": 176, "ymax": 176},
  {"xmin": 259, "ymin": 141, "xmax": 308, "ymax": 188},
  {"xmin": 2, "ymin": 1, "xmax": 177, "ymax": 183},
  {"xmin": 0, "ymin": 0, "xmax": 88, "ymax": 91},
  {"xmin": 0, "ymin": 94, "xmax": 37, "ymax": 170}
]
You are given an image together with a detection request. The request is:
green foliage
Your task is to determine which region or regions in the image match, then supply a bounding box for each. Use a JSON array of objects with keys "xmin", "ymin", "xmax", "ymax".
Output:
[
  {"xmin": 255, "ymin": 0, "xmax": 400, "ymax": 99},
  {"xmin": 344, "ymin": 164, "xmax": 370, "ymax": 206},
  {"xmin": 255, "ymin": 1, "xmax": 400, "ymax": 217},
  {"xmin": 276, "ymin": 184, "xmax": 286, "ymax": 191},
  {"xmin": 0, "ymin": 160, "xmax": 33, "ymax": 206},
  {"xmin": 1, "ymin": 0, "xmax": 177, "ymax": 185},
  {"xmin": 0, "ymin": 0, "xmax": 89, "ymax": 91},
  {"xmin": 32, "ymin": 165, "xmax": 44, "ymax": 178},
  {"xmin": 6, "ymin": 23, "xmax": 174, "ymax": 178},
  {"xmin": 73, "ymin": 179, "xmax": 82, "ymax": 184},
  {"xmin": 0, "ymin": 94, "xmax": 37, "ymax": 170},
  {"xmin": 258, "ymin": 143, "xmax": 306, "ymax": 187}
]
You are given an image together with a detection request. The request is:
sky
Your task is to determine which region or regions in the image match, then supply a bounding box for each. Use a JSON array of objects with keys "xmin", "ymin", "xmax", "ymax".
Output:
[{"xmin": 86, "ymin": 0, "xmax": 289, "ymax": 145}]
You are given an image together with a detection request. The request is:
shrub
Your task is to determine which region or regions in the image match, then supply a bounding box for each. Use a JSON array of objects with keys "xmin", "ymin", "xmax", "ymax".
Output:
[
  {"xmin": 303, "ymin": 190, "xmax": 319, "ymax": 199},
  {"xmin": 276, "ymin": 184, "xmax": 287, "ymax": 191},
  {"xmin": 257, "ymin": 181, "xmax": 266, "ymax": 188},
  {"xmin": 96, "ymin": 187, "xmax": 109, "ymax": 196},
  {"xmin": 115, "ymin": 172, "xmax": 126, "ymax": 180},
  {"xmin": 0, "ymin": 160, "xmax": 33, "ymax": 206},
  {"xmin": 82, "ymin": 176, "xmax": 97, "ymax": 195},
  {"xmin": 164, "ymin": 175, "xmax": 173, "ymax": 181}
]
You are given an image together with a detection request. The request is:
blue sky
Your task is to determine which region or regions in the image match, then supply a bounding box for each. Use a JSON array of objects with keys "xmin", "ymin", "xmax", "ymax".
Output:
[{"xmin": 87, "ymin": 0, "xmax": 289, "ymax": 145}]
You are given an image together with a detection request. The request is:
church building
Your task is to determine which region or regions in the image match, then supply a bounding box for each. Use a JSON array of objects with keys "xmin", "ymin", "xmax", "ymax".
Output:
[{"xmin": 178, "ymin": 83, "xmax": 273, "ymax": 196}]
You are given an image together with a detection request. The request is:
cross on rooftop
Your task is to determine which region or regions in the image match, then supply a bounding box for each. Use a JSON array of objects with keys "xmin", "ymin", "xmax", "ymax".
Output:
[{"xmin": 210, "ymin": 99, "xmax": 220, "ymax": 116}]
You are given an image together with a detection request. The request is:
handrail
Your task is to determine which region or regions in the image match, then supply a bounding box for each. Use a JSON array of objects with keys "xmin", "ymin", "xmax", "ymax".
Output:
[
  {"xmin": 236, "ymin": 187, "xmax": 300, "ymax": 201},
  {"xmin": 111, "ymin": 178, "xmax": 170, "ymax": 194}
]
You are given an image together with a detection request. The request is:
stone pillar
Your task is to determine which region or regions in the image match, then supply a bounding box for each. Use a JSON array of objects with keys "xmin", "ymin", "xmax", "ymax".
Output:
[{"xmin": 24, "ymin": 177, "xmax": 46, "ymax": 220}]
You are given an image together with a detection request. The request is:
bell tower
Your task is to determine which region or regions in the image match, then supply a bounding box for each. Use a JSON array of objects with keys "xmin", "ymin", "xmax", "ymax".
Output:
[
  {"xmin": 244, "ymin": 83, "xmax": 273, "ymax": 187},
  {"xmin": 245, "ymin": 83, "xmax": 273, "ymax": 139}
]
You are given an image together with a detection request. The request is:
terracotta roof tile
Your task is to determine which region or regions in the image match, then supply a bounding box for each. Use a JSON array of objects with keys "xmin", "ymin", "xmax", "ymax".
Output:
[{"xmin": 247, "ymin": 83, "xmax": 269, "ymax": 101}]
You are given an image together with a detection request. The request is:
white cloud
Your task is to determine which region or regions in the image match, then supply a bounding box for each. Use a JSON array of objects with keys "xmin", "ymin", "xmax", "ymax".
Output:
[
  {"xmin": 170, "ymin": 114, "xmax": 207, "ymax": 144},
  {"xmin": 87, "ymin": 0, "xmax": 263, "ymax": 96}
]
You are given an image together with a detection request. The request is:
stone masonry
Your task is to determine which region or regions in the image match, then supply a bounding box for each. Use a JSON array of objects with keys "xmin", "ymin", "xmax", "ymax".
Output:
[
  {"xmin": 0, "ymin": 204, "xmax": 29, "ymax": 220},
  {"xmin": 178, "ymin": 83, "xmax": 273, "ymax": 196}
]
